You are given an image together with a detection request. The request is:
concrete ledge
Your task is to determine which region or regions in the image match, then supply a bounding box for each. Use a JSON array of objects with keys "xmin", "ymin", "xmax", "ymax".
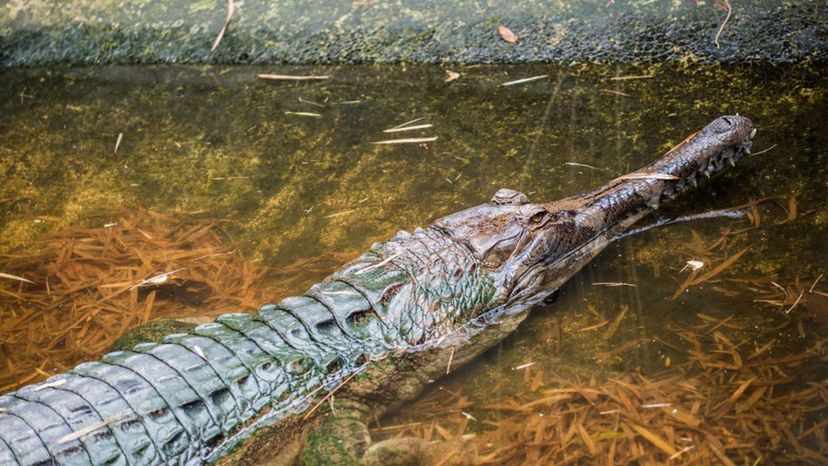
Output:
[{"xmin": 1, "ymin": 1, "xmax": 826, "ymax": 67}]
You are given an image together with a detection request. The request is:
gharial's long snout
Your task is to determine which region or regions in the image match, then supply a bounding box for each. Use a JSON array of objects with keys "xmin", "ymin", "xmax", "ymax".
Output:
[
  {"xmin": 494, "ymin": 115, "xmax": 755, "ymax": 311},
  {"xmin": 570, "ymin": 115, "xmax": 755, "ymax": 228}
]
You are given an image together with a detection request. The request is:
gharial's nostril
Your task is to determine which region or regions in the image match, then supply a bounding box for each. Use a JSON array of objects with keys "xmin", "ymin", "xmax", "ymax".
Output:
[{"xmin": 722, "ymin": 117, "xmax": 732, "ymax": 126}]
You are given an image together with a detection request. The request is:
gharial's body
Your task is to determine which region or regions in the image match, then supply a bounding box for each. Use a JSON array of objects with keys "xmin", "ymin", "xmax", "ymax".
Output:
[{"xmin": 0, "ymin": 116, "xmax": 755, "ymax": 466}]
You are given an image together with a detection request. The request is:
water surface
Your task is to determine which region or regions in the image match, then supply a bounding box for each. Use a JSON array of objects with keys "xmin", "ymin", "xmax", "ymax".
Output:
[{"xmin": 0, "ymin": 63, "xmax": 826, "ymax": 463}]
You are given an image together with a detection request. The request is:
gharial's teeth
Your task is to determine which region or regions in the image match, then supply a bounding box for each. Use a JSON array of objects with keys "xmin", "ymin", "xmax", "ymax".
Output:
[
  {"xmin": 727, "ymin": 158, "xmax": 736, "ymax": 167},
  {"xmin": 689, "ymin": 177, "xmax": 698, "ymax": 187},
  {"xmin": 744, "ymin": 146, "xmax": 751, "ymax": 155},
  {"xmin": 750, "ymin": 128, "xmax": 757, "ymax": 138},
  {"xmin": 703, "ymin": 171, "xmax": 711, "ymax": 179}
]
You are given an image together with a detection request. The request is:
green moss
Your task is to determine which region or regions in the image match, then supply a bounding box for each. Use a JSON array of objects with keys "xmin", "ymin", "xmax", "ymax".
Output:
[
  {"xmin": 111, "ymin": 319, "xmax": 197, "ymax": 351},
  {"xmin": 303, "ymin": 426, "xmax": 358, "ymax": 466}
]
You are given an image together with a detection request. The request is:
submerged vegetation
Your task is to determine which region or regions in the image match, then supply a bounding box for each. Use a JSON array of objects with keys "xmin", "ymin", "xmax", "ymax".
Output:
[{"xmin": 376, "ymin": 313, "xmax": 827, "ymax": 465}]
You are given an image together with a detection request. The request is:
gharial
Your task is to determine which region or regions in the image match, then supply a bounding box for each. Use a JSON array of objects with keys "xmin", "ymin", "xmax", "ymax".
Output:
[{"xmin": 0, "ymin": 116, "xmax": 755, "ymax": 465}]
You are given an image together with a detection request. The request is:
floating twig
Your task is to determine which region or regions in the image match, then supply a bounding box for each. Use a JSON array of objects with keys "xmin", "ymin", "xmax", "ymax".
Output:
[
  {"xmin": 751, "ymin": 144, "xmax": 777, "ymax": 156},
  {"xmin": 355, "ymin": 252, "xmax": 402, "ymax": 275},
  {"xmin": 114, "ymin": 132, "xmax": 123, "ymax": 154},
  {"xmin": 608, "ymin": 74, "xmax": 655, "ymax": 81},
  {"xmin": 382, "ymin": 124, "xmax": 433, "ymax": 133},
  {"xmin": 371, "ymin": 137, "xmax": 438, "ymax": 145},
  {"xmin": 18, "ymin": 86, "xmax": 33, "ymax": 103},
  {"xmin": 58, "ymin": 413, "xmax": 130, "ymax": 444},
  {"xmin": 0, "ymin": 272, "xmax": 35, "ymax": 284},
  {"xmin": 809, "ymin": 274, "xmax": 824, "ymax": 293},
  {"xmin": 325, "ymin": 209, "xmax": 357, "ymax": 219},
  {"xmin": 668, "ymin": 445, "xmax": 696, "ymax": 460},
  {"xmin": 285, "ymin": 111, "xmax": 322, "ymax": 118},
  {"xmin": 257, "ymin": 74, "xmax": 330, "ymax": 81},
  {"xmin": 785, "ymin": 291, "xmax": 804, "ymax": 314},
  {"xmin": 298, "ymin": 97, "xmax": 325, "ymax": 108},
  {"xmin": 211, "ymin": 0, "xmax": 235, "ymax": 52},
  {"xmin": 578, "ymin": 321, "xmax": 609, "ymax": 332},
  {"xmin": 640, "ymin": 403, "xmax": 672, "ymax": 409},
  {"xmin": 501, "ymin": 75, "xmax": 548, "ymax": 87},
  {"xmin": 192, "ymin": 345, "xmax": 206, "ymax": 359},
  {"xmin": 129, "ymin": 268, "xmax": 186, "ymax": 290},
  {"xmin": 564, "ymin": 162, "xmax": 604, "ymax": 171},
  {"xmin": 389, "ymin": 117, "xmax": 427, "ymax": 130},
  {"xmin": 33, "ymin": 379, "xmax": 65, "ymax": 391},
  {"xmin": 599, "ymin": 89, "xmax": 631, "ymax": 97},
  {"xmin": 714, "ymin": 0, "xmax": 732, "ymax": 49}
]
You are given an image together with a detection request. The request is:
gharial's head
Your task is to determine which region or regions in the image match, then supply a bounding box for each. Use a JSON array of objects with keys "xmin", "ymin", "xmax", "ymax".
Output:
[{"xmin": 434, "ymin": 115, "xmax": 755, "ymax": 318}]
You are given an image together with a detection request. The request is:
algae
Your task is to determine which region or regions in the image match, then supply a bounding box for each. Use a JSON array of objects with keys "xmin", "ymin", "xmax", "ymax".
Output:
[{"xmin": 110, "ymin": 319, "xmax": 197, "ymax": 351}]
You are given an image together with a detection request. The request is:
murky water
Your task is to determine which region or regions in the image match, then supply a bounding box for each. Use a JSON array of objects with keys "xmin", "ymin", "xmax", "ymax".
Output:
[{"xmin": 1, "ymin": 64, "xmax": 826, "ymax": 463}]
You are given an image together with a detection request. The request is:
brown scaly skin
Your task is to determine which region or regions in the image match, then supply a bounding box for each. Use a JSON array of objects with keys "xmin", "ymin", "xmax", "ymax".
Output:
[{"xmin": 0, "ymin": 116, "xmax": 754, "ymax": 466}]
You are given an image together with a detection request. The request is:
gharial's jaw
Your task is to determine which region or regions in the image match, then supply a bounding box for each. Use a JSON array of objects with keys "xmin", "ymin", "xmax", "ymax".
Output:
[{"xmin": 440, "ymin": 115, "xmax": 755, "ymax": 316}]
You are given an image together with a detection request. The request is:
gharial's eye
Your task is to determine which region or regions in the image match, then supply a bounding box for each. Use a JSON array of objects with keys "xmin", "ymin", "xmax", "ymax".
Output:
[{"xmin": 528, "ymin": 210, "xmax": 548, "ymax": 225}]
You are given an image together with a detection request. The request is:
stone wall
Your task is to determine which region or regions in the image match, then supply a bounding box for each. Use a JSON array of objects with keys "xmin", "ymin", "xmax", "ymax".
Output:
[{"xmin": 1, "ymin": 0, "xmax": 825, "ymax": 66}]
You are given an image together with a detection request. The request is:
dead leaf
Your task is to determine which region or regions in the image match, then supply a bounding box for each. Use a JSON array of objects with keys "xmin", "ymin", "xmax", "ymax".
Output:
[
  {"xmin": 498, "ymin": 25, "xmax": 518, "ymax": 44},
  {"xmin": 629, "ymin": 423, "xmax": 677, "ymax": 455}
]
